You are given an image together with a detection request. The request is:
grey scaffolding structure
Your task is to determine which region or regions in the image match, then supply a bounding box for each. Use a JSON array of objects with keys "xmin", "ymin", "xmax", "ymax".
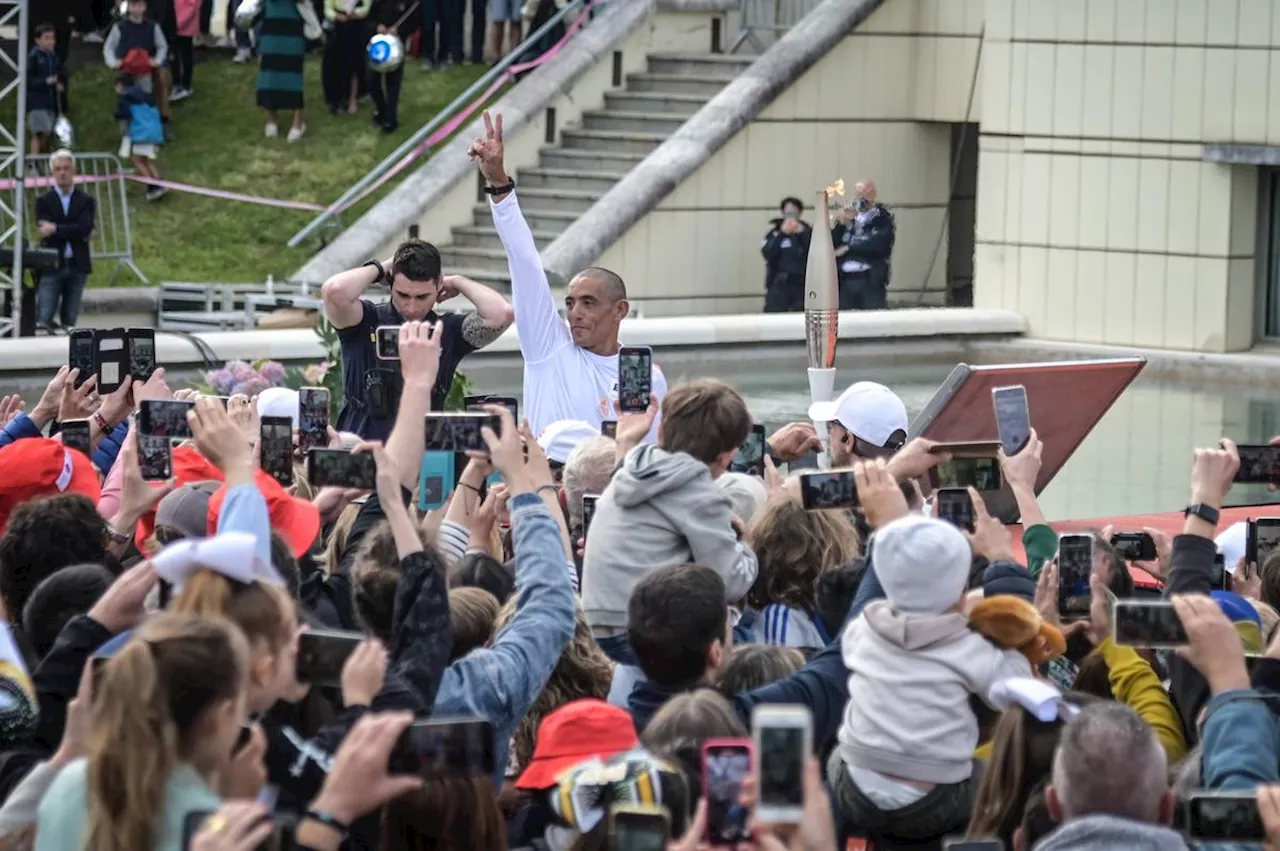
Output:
[{"xmin": 0, "ymin": 0, "xmax": 28, "ymax": 338}]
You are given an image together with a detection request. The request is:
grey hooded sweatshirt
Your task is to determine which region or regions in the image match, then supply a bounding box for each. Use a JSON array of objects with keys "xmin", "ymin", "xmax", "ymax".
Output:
[
  {"xmin": 1034, "ymin": 814, "xmax": 1190, "ymax": 851},
  {"xmin": 581, "ymin": 444, "xmax": 759, "ymax": 630}
]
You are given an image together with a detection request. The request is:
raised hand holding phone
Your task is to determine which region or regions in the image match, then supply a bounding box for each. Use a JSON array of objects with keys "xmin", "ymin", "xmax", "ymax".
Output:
[
  {"xmin": 399, "ymin": 320, "xmax": 442, "ymax": 388},
  {"xmin": 964, "ymin": 487, "xmax": 1013, "ymax": 563},
  {"xmin": 474, "ymin": 405, "xmax": 527, "ymax": 492},
  {"xmin": 852, "ymin": 459, "xmax": 905, "ymax": 529},
  {"xmin": 1172, "ymin": 593, "xmax": 1250, "ymax": 695}
]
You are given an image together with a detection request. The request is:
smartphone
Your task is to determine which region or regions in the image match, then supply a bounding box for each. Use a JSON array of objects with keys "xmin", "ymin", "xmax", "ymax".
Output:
[
  {"xmin": 730, "ymin": 424, "xmax": 767, "ymax": 478},
  {"xmin": 601, "ymin": 419, "xmax": 617, "ymax": 439},
  {"xmin": 137, "ymin": 434, "xmax": 172, "ymax": 481},
  {"xmin": 617, "ymin": 346, "xmax": 654, "ymax": 414},
  {"xmin": 375, "ymin": 325, "xmax": 400, "ymax": 359},
  {"xmin": 935, "ymin": 487, "xmax": 976, "ymax": 532},
  {"xmin": 127, "ymin": 328, "xmax": 156, "ymax": 381},
  {"xmin": 139, "ymin": 400, "xmax": 195, "ymax": 439},
  {"xmin": 992, "ymin": 385, "xmax": 1031, "ymax": 457},
  {"xmin": 424, "ymin": 413, "xmax": 502, "ymax": 453},
  {"xmin": 1057, "ymin": 533, "xmax": 1094, "ymax": 619},
  {"xmin": 93, "ymin": 328, "xmax": 129, "ymax": 394},
  {"xmin": 942, "ymin": 841, "xmax": 1005, "ymax": 851},
  {"xmin": 1212, "ymin": 552, "xmax": 1228, "ymax": 590},
  {"xmin": 1186, "ymin": 791, "xmax": 1266, "ymax": 842},
  {"xmin": 752, "ymin": 704, "xmax": 811, "ymax": 824},
  {"xmin": 1246, "ymin": 518, "xmax": 1280, "ymax": 567},
  {"xmin": 1113, "ymin": 600, "xmax": 1189, "ymax": 648},
  {"xmin": 61, "ymin": 419, "xmax": 92, "ymax": 457},
  {"xmin": 418, "ymin": 451, "xmax": 453, "ymax": 512},
  {"xmin": 1110, "ymin": 532, "xmax": 1157, "ymax": 562},
  {"xmin": 702, "ymin": 739, "xmax": 752, "ymax": 845},
  {"xmin": 930, "ymin": 457, "xmax": 1003, "ymax": 491},
  {"xmin": 295, "ymin": 629, "xmax": 364, "ymax": 687},
  {"xmin": 388, "ymin": 717, "xmax": 496, "ymax": 776},
  {"xmin": 582, "ymin": 494, "xmax": 599, "ymax": 540},
  {"xmin": 307, "ymin": 448, "xmax": 376, "ymax": 490},
  {"xmin": 486, "ymin": 396, "xmax": 519, "ymax": 421},
  {"xmin": 608, "ymin": 805, "xmax": 670, "ymax": 851},
  {"xmin": 798, "ymin": 469, "xmax": 858, "ymax": 511},
  {"xmin": 298, "ymin": 387, "xmax": 330, "ymax": 454},
  {"xmin": 1235, "ymin": 444, "xmax": 1280, "ymax": 486},
  {"xmin": 69, "ymin": 328, "xmax": 96, "ymax": 387},
  {"xmin": 259, "ymin": 416, "xmax": 294, "ymax": 487},
  {"xmin": 364, "ymin": 368, "xmax": 398, "ymax": 420}
]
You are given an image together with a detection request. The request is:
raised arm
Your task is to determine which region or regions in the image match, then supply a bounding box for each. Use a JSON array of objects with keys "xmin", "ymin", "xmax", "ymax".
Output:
[
  {"xmin": 468, "ymin": 111, "xmax": 571, "ymax": 364},
  {"xmin": 384, "ymin": 321, "xmax": 441, "ymax": 492},
  {"xmin": 321, "ymin": 259, "xmax": 385, "ymax": 330},
  {"xmin": 447, "ymin": 274, "xmax": 514, "ymax": 350}
]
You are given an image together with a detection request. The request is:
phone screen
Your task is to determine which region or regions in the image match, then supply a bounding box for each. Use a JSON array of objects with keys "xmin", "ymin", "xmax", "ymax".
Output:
[
  {"xmin": 1113, "ymin": 601, "xmax": 1189, "ymax": 648},
  {"xmin": 1212, "ymin": 552, "xmax": 1228, "ymax": 590},
  {"xmin": 601, "ymin": 420, "xmax": 617, "ymax": 439},
  {"xmin": 932, "ymin": 457, "xmax": 1002, "ymax": 491},
  {"xmin": 259, "ymin": 416, "xmax": 294, "ymax": 486},
  {"xmin": 799, "ymin": 471, "xmax": 858, "ymax": 510},
  {"xmin": 618, "ymin": 347, "xmax": 653, "ymax": 414},
  {"xmin": 139, "ymin": 400, "xmax": 194, "ymax": 438},
  {"xmin": 582, "ymin": 495, "xmax": 599, "ymax": 540},
  {"xmin": 307, "ymin": 449, "xmax": 376, "ymax": 490},
  {"xmin": 1252, "ymin": 519, "xmax": 1280, "ymax": 565},
  {"xmin": 756, "ymin": 725, "xmax": 805, "ymax": 808},
  {"xmin": 127, "ymin": 330, "xmax": 155, "ymax": 381},
  {"xmin": 389, "ymin": 718, "xmax": 496, "ymax": 776},
  {"xmin": 935, "ymin": 488, "xmax": 975, "ymax": 532},
  {"xmin": 137, "ymin": 434, "xmax": 172, "ymax": 481},
  {"xmin": 61, "ymin": 420, "xmax": 92, "ymax": 457},
  {"xmin": 1235, "ymin": 444, "xmax": 1280, "ymax": 485},
  {"xmin": 95, "ymin": 333, "xmax": 127, "ymax": 393},
  {"xmin": 730, "ymin": 425, "xmax": 766, "ymax": 478},
  {"xmin": 298, "ymin": 388, "xmax": 330, "ymax": 453},
  {"xmin": 1110, "ymin": 532, "xmax": 1156, "ymax": 562},
  {"xmin": 424, "ymin": 414, "xmax": 501, "ymax": 453},
  {"xmin": 295, "ymin": 630, "xmax": 363, "ymax": 687},
  {"xmin": 69, "ymin": 331, "xmax": 95, "ymax": 385},
  {"xmin": 1187, "ymin": 793, "xmax": 1266, "ymax": 841},
  {"xmin": 610, "ymin": 811, "xmax": 670, "ymax": 851},
  {"xmin": 375, "ymin": 326, "xmax": 400, "ymax": 359},
  {"xmin": 992, "ymin": 385, "xmax": 1031, "ymax": 456},
  {"xmin": 703, "ymin": 744, "xmax": 751, "ymax": 845},
  {"xmin": 486, "ymin": 396, "xmax": 518, "ymax": 421},
  {"xmin": 1057, "ymin": 535, "xmax": 1093, "ymax": 618}
]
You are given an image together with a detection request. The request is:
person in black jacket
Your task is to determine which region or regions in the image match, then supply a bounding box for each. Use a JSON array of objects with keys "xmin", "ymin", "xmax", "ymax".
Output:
[
  {"xmin": 27, "ymin": 25, "xmax": 64, "ymax": 157},
  {"xmin": 367, "ymin": 0, "xmax": 419, "ymax": 133},
  {"xmin": 761, "ymin": 196, "xmax": 811, "ymax": 314},
  {"xmin": 34, "ymin": 151, "xmax": 96, "ymax": 331},
  {"xmin": 831, "ymin": 179, "xmax": 896, "ymax": 310}
]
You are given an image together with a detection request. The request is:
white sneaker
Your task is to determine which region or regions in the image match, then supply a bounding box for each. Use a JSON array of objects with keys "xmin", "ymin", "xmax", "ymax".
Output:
[
  {"xmin": 84, "ymin": 31, "xmax": 103, "ymax": 42},
  {"xmin": 265, "ymin": 122, "xmax": 279, "ymax": 138},
  {"xmin": 216, "ymin": 35, "xmax": 234, "ymax": 47},
  {"xmin": 233, "ymin": 47, "xmax": 252, "ymax": 63},
  {"xmin": 170, "ymin": 86, "xmax": 191, "ymax": 101},
  {"xmin": 287, "ymin": 124, "xmax": 306, "ymax": 142}
]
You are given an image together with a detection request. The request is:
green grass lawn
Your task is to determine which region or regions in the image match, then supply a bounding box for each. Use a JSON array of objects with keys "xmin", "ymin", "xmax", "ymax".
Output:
[{"xmin": 48, "ymin": 53, "xmax": 486, "ymax": 285}]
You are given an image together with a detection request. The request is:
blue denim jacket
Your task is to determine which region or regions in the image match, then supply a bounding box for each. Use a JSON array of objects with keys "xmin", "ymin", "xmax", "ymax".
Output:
[
  {"xmin": 429, "ymin": 493, "xmax": 577, "ymax": 784},
  {"xmin": 1201, "ymin": 689, "xmax": 1280, "ymax": 791}
]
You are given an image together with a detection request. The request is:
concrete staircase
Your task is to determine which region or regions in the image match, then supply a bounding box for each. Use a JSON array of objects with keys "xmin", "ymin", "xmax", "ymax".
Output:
[{"xmin": 438, "ymin": 52, "xmax": 753, "ymax": 291}]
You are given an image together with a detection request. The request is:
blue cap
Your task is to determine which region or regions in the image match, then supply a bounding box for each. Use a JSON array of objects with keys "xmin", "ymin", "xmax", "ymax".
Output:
[
  {"xmin": 1211, "ymin": 591, "xmax": 1260, "ymax": 625},
  {"xmin": 93, "ymin": 630, "xmax": 134, "ymax": 658}
]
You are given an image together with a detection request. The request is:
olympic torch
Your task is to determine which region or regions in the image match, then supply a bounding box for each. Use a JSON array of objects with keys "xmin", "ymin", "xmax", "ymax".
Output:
[{"xmin": 805, "ymin": 180, "xmax": 843, "ymax": 468}]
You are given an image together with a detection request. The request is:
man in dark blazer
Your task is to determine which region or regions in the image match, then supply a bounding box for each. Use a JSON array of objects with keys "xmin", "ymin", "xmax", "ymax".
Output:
[{"xmin": 35, "ymin": 149, "xmax": 96, "ymax": 331}]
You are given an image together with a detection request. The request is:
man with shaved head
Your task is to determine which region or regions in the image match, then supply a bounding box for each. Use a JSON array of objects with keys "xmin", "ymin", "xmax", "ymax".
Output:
[
  {"xmin": 469, "ymin": 111, "xmax": 667, "ymax": 440},
  {"xmin": 831, "ymin": 178, "xmax": 895, "ymax": 310}
]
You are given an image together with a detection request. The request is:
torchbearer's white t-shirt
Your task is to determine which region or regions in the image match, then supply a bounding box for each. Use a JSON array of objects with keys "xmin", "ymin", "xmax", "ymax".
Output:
[{"xmin": 490, "ymin": 192, "xmax": 666, "ymax": 440}]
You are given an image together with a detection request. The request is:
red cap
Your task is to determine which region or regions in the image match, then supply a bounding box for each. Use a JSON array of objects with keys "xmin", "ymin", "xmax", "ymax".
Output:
[
  {"xmin": 0, "ymin": 438, "xmax": 102, "ymax": 533},
  {"xmin": 515, "ymin": 699, "xmax": 638, "ymax": 791},
  {"xmin": 208, "ymin": 469, "xmax": 321, "ymax": 559}
]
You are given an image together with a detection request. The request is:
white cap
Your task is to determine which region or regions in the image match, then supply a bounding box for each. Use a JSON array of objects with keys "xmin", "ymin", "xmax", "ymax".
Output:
[
  {"xmin": 538, "ymin": 419, "xmax": 601, "ymax": 465},
  {"xmin": 807, "ymin": 381, "xmax": 908, "ymax": 447},
  {"xmin": 256, "ymin": 387, "xmax": 300, "ymax": 429}
]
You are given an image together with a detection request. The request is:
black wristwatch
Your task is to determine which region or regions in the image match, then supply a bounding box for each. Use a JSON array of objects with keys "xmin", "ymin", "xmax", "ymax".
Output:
[
  {"xmin": 362, "ymin": 259, "xmax": 386, "ymax": 284},
  {"xmin": 483, "ymin": 179, "xmax": 516, "ymax": 196},
  {"xmin": 1184, "ymin": 503, "xmax": 1221, "ymax": 526}
]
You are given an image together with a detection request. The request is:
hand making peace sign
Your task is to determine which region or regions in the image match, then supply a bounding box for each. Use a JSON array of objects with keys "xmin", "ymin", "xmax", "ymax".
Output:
[{"xmin": 467, "ymin": 111, "xmax": 510, "ymax": 188}]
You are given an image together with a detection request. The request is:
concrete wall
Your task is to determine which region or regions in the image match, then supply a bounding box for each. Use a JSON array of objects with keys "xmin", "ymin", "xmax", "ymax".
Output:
[
  {"xmin": 595, "ymin": 0, "xmax": 986, "ymax": 315},
  {"xmin": 973, "ymin": 0, "xmax": 1279, "ymax": 353}
]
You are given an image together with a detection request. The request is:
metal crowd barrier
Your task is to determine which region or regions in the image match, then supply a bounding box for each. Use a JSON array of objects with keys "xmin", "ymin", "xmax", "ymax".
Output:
[{"xmin": 730, "ymin": 0, "xmax": 825, "ymax": 53}]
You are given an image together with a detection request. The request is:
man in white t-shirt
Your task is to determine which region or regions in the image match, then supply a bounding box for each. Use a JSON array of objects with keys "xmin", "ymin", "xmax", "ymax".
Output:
[{"xmin": 467, "ymin": 111, "xmax": 667, "ymax": 440}]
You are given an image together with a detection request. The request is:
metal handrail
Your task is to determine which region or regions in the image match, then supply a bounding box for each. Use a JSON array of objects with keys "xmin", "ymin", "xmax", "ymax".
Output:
[{"xmin": 286, "ymin": 0, "xmax": 593, "ymax": 249}]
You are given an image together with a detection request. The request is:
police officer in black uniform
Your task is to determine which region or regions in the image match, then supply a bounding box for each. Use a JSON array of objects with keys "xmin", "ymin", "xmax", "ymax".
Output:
[
  {"xmin": 761, "ymin": 196, "xmax": 812, "ymax": 313},
  {"xmin": 831, "ymin": 179, "xmax": 895, "ymax": 310}
]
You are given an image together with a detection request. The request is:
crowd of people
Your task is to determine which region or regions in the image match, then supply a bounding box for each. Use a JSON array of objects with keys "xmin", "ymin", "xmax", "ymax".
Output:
[{"xmin": 6, "ymin": 109, "xmax": 1280, "ymax": 851}]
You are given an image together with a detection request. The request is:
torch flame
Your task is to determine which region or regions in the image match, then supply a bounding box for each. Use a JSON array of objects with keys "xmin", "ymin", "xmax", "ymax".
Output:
[{"xmin": 825, "ymin": 178, "xmax": 846, "ymax": 198}]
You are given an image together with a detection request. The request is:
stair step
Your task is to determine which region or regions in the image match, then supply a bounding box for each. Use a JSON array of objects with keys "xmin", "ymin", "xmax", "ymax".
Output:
[
  {"xmin": 451, "ymin": 225, "xmax": 559, "ymax": 251},
  {"xmin": 646, "ymin": 52, "xmax": 754, "ymax": 78},
  {"xmin": 604, "ymin": 90, "xmax": 709, "ymax": 116},
  {"xmin": 518, "ymin": 166, "xmax": 626, "ymax": 193},
  {"xmin": 500, "ymin": 187, "xmax": 601, "ymax": 214},
  {"xmin": 472, "ymin": 203, "xmax": 581, "ymax": 233},
  {"xmin": 624, "ymin": 72, "xmax": 732, "ymax": 97},
  {"xmin": 560, "ymin": 128, "xmax": 667, "ymax": 154},
  {"xmin": 538, "ymin": 147, "xmax": 646, "ymax": 172},
  {"xmin": 580, "ymin": 109, "xmax": 688, "ymax": 135},
  {"xmin": 439, "ymin": 245, "xmax": 516, "ymax": 270},
  {"xmin": 440, "ymin": 266, "xmax": 512, "ymax": 292}
]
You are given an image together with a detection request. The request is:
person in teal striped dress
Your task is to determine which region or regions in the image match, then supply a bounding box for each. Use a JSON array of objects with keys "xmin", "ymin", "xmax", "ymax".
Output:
[{"xmin": 256, "ymin": 0, "xmax": 307, "ymax": 141}]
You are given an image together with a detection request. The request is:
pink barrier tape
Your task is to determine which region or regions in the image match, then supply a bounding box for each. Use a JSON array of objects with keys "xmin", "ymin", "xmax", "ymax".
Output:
[
  {"xmin": 0, "ymin": 171, "xmax": 325, "ymax": 211},
  {"xmin": 336, "ymin": 3, "xmax": 592, "ymax": 213}
]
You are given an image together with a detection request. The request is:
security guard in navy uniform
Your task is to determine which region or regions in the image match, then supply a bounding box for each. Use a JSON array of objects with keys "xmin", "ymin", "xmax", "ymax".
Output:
[{"xmin": 761, "ymin": 196, "xmax": 812, "ymax": 313}]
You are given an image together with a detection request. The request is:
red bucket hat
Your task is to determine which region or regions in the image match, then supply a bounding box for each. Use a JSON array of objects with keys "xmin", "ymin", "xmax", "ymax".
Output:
[
  {"xmin": 515, "ymin": 699, "xmax": 639, "ymax": 791},
  {"xmin": 0, "ymin": 438, "xmax": 102, "ymax": 533}
]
